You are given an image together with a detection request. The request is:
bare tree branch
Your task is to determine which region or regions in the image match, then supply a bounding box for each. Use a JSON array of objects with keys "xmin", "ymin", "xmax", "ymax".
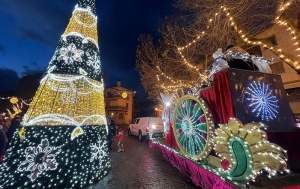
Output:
[{"xmin": 136, "ymin": 0, "xmax": 300, "ymax": 102}]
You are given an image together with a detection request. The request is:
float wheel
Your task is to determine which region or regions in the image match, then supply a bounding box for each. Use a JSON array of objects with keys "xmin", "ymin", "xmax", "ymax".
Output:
[{"xmin": 173, "ymin": 95, "xmax": 214, "ymax": 160}]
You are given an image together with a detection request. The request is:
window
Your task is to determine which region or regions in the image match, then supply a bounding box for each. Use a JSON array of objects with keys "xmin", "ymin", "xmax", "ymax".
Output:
[
  {"xmin": 136, "ymin": 119, "xmax": 140, "ymax": 124},
  {"xmin": 269, "ymin": 61, "xmax": 285, "ymax": 74},
  {"xmin": 247, "ymin": 45, "xmax": 262, "ymax": 56},
  {"xmin": 267, "ymin": 35, "xmax": 278, "ymax": 46},
  {"xmin": 119, "ymin": 113, "xmax": 124, "ymax": 120}
]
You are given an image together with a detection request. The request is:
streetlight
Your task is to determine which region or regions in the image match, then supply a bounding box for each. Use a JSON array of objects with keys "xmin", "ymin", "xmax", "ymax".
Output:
[
  {"xmin": 165, "ymin": 101, "xmax": 171, "ymax": 137},
  {"xmin": 160, "ymin": 93, "xmax": 175, "ymax": 137}
]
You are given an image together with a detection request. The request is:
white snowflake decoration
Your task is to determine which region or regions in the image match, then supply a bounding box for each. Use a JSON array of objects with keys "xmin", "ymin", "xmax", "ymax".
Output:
[
  {"xmin": 90, "ymin": 136, "xmax": 107, "ymax": 164},
  {"xmin": 58, "ymin": 43, "xmax": 84, "ymax": 64},
  {"xmin": 86, "ymin": 51, "xmax": 101, "ymax": 72},
  {"xmin": 17, "ymin": 138, "xmax": 61, "ymax": 182},
  {"xmin": 245, "ymin": 81, "xmax": 279, "ymax": 121}
]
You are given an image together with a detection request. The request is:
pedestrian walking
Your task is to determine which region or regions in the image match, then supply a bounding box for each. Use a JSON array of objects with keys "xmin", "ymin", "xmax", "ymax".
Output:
[
  {"xmin": 116, "ymin": 128, "xmax": 124, "ymax": 152},
  {"xmin": 107, "ymin": 120, "xmax": 116, "ymax": 150}
]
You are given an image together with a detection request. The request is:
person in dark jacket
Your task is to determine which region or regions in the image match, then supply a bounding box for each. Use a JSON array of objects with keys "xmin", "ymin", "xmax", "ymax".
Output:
[
  {"xmin": 0, "ymin": 125, "xmax": 7, "ymax": 162},
  {"xmin": 107, "ymin": 120, "xmax": 116, "ymax": 150}
]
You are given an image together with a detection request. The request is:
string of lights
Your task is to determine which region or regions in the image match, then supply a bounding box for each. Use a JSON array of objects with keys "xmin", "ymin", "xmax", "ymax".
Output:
[
  {"xmin": 0, "ymin": 96, "xmax": 33, "ymax": 102},
  {"xmin": 23, "ymin": 113, "xmax": 107, "ymax": 127},
  {"xmin": 155, "ymin": 65, "xmax": 195, "ymax": 84},
  {"xmin": 159, "ymin": 83, "xmax": 192, "ymax": 91},
  {"xmin": 154, "ymin": 63, "xmax": 195, "ymax": 94},
  {"xmin": 277, "ymin": 0, "xmax": 293, "ymax": 16},
  {"xmin": 221, "ymin": 5, "xmax": 300, "ymax": 70},
  {"xmin": 176, "ymin": 3, "xmax": 300, "ymax": 71},
  {"xmin": 155, "ymin": 65, "xmax": 177, "ymax": 84},
  {"xmin": 177, "ymin": 50, "xmax": 201, "ymax": 72}
]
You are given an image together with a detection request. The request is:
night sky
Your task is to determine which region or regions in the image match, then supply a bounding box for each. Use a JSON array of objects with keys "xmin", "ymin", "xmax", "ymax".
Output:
[{"xmin": 0, "ymin": 0, "xmax": 174, "ymax": 100}]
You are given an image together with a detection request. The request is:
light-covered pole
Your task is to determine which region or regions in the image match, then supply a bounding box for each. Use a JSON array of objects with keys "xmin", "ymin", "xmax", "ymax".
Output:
[{"xmin": 166, "ymin": 102, "xmax": 171, "ymax": 134}]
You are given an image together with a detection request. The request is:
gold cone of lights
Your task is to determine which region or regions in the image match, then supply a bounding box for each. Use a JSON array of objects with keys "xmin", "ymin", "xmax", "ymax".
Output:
[{"xmin": 0, "ymin": 0, "xmax": 111, "ymax": 188}]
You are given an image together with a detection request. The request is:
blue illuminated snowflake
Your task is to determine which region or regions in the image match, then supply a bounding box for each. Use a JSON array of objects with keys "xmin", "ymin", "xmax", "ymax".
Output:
[{"xmin": 245, "ymin": 81, "xmax": 279, "ymax": 121}]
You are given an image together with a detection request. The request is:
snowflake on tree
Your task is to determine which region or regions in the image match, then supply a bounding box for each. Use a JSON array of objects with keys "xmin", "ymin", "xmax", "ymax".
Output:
[
  {"xmin": 58, "ymin": 43, "xmax": 84, "ymax": 64},
  {"xmin": 17, "ymin": 138, "xmax": 61, "ymax": 182},
  {"xmin": 90, "ymin": 136, "xmax": 107, "ymax": 164},
  {"xmin": 86, "ymin": 51, "xmax": 101, "ymax": 73}
]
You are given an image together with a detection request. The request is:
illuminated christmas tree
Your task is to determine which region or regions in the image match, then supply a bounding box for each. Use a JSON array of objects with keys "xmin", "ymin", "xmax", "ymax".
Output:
[{"xmin": 0, "ymin": 0, "xmax": 110, "ymax": 188}]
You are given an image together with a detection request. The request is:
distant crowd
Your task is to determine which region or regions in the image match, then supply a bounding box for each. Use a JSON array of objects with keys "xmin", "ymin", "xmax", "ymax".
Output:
[{"xmin": 0, "ymin": 114, "xmax": 20, "ymax": 162}]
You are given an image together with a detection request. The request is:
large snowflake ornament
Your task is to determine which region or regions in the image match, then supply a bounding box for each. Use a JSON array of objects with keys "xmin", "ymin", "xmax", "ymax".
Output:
[
  {"xmin": 86, "ymin": 51, "xmax": 101, "ymax": 72},
  {"xmin": 90, "ymin": 136, "xmax": 107, "ymax": 164},
  {"xmin": 245, "ymin": 81, "xmax": 279, "ymax": 121},
  {"xmin": 17, "ymin": 139, "xmax": 61, "ymax": 182},
  {"xmin": 58, "ymin": 43, "xmax": 84, "ymax": 64}
]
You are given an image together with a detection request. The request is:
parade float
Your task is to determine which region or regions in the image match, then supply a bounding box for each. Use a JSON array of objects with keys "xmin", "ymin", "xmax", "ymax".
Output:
[
  {"xmin": 0, "ymin": 0, "xmax": 111, "ymax": 188},
  {"xmin": 150, "ymin": 51, "xmax": 300, "ymax": 188}
]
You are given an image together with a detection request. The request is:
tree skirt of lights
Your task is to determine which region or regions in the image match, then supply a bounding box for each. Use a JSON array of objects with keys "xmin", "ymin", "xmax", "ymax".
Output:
[{"xmin": 0, "ymin": 125, "xmax": 110, "ymax": 189}]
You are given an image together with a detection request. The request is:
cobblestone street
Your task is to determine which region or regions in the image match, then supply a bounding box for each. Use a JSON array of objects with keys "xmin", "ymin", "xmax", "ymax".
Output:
[{"xmin": 90, "ymin": 127, "xmax": 198, "ymax": 189}]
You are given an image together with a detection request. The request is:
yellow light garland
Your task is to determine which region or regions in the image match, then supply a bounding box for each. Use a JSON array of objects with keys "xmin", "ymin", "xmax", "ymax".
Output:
[
  {"xmin": 23, "ymin": 74, "xmax": 106, "ymax": 126},
  {"xmin": 155, "ymin": 65, "xmax": 195, "ymax": 85},
  {"xmin": 176, "ymin": 3, "xmax": 300, "ymax": 71},
  {"xmin": 63, "ymin": 8, "xmax": 98, "ymax": 45},
  {"xmin": 221, "ymin": 6, "xmax": 300, "ymax": 69},
  {"xmin": 177, "ymin": 51, "xmax": 200, "ymax": 72}
]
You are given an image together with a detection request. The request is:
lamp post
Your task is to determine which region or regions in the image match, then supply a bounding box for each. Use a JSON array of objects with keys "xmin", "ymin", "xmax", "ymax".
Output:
[{"xmin": 166, "ymin": 102, "xmax": 171, "ymax": 135}]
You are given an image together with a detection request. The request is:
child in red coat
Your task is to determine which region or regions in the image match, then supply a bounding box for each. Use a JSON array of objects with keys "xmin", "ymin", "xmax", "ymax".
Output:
[{"xmin": 116, "ymin": 128, "xmax": 124, "ymax": 152}]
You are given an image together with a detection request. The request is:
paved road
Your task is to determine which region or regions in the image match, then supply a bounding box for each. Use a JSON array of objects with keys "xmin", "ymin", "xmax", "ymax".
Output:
[{"xmin": 90, "ymin": 128, "xmax": 198, "ymax": 189}]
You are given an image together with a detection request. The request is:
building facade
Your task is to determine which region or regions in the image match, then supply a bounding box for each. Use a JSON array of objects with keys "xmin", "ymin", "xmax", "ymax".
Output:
[
  {"xmin": 238, "ymin": 10, "xmax": 300, "ymax": 117},
  {"xmin": 132, "ymin": 97, "xmax": 140, "ymax": 121},
  {"xmin": 104, "ymin": 80, "xmax": 139, "ymax": 125},
  {"xmin": 251, "ymin": 23, "xmax": 300, "ymax": 116}
]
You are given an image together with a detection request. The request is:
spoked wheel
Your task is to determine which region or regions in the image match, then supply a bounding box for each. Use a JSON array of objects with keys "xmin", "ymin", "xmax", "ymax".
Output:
[{"xmin": 173, "ymin": 95, "xmax": 214, "ymax": 160}]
